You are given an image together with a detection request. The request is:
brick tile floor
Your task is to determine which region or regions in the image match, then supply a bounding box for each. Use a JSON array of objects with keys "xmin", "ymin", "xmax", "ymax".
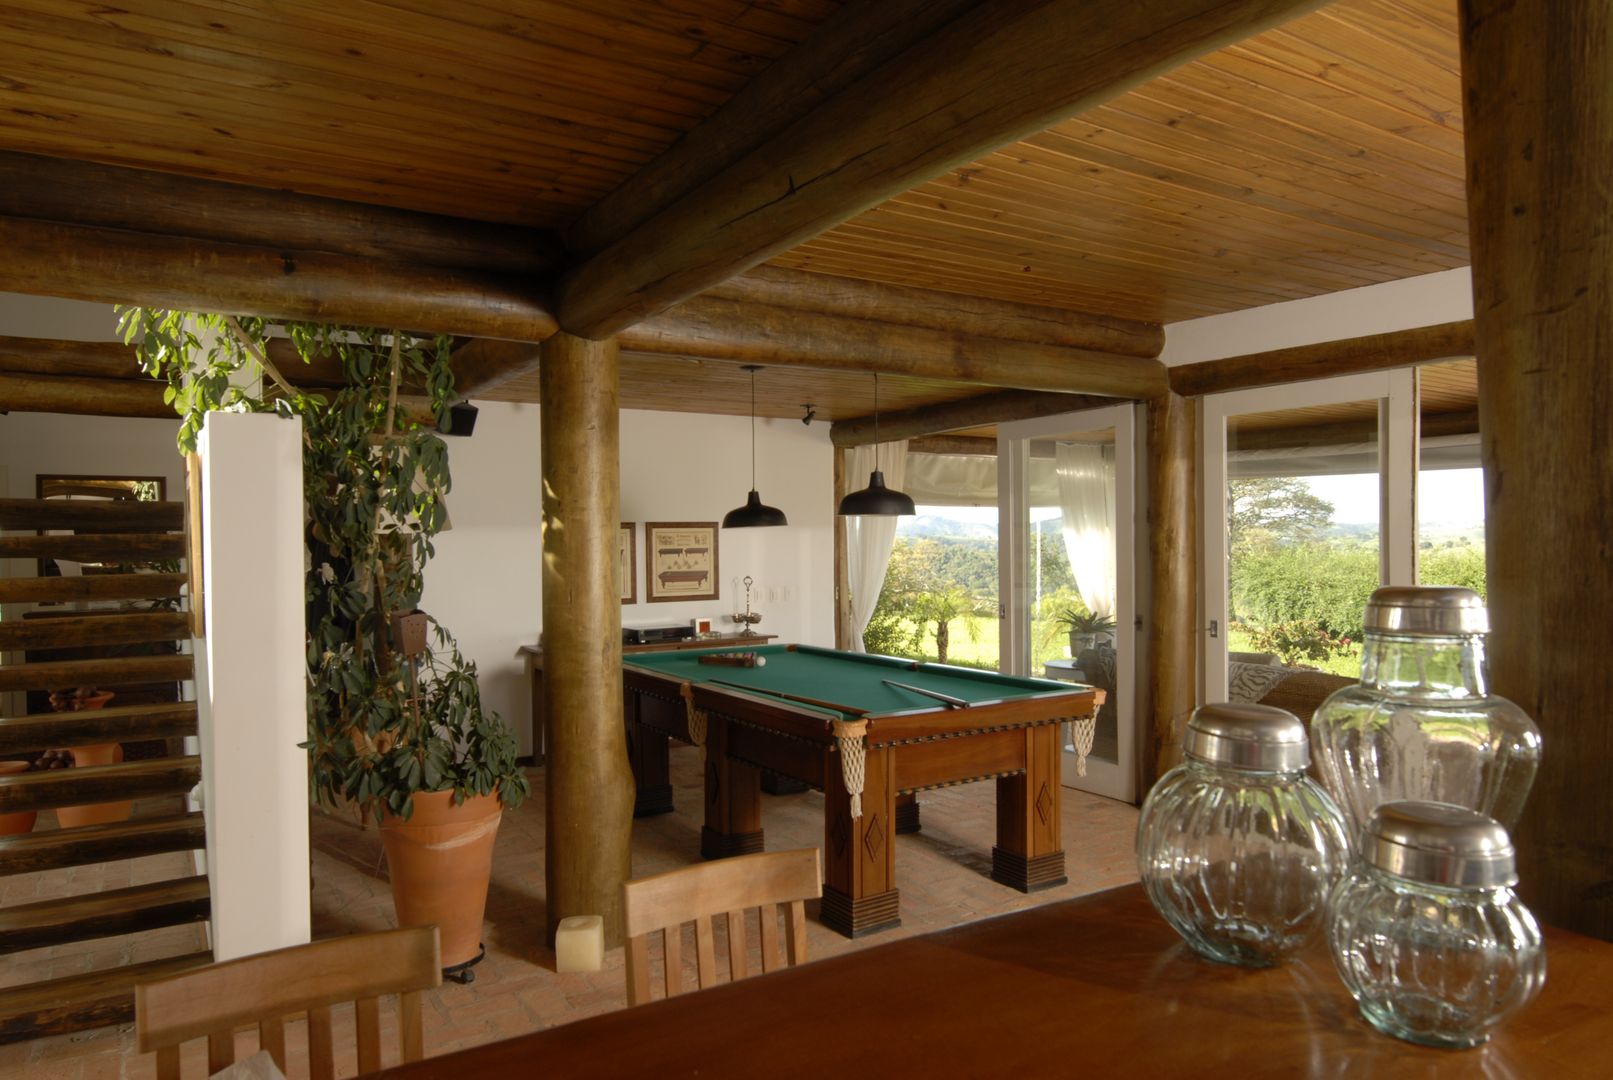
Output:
[{"xmin": 6, "ymin": 748, "xmax": 1139, "ymax": 1078}]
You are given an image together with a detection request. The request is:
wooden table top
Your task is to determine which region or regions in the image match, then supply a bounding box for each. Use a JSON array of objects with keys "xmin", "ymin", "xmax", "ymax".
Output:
[{"xmin": 374, "ymin": 882, "xmax": 1611, "ymax": 1078}]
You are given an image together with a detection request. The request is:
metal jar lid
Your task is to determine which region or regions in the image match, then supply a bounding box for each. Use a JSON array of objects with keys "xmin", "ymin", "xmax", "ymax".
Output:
[
  {"xmin": 1184, "ymin": 703, "xmax": 1309, "ymax": 773},
  {"xmin": 1363, "ymin": 585, "xmax": 1489, "ymax": 635},
  {"xmin": 1364, "ymin": 801, "xmax": 1517, "ymax": 888}
]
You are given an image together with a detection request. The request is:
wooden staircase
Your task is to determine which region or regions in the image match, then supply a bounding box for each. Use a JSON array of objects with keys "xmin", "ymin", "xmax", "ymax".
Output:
[{"xmin": 0, "ymin": 496, "xmax": 212, "ymax": 1043}]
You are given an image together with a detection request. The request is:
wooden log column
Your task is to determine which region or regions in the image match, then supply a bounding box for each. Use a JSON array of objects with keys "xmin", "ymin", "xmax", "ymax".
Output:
[
  {"xmin": 539, "ymin": 332, "xmax": 635, "ymax": 947},
  {"xmin": 1145, "ymin": 393, "xmax": 1197, "ymax": 787},
  {"xmin": 1461, "ymin": 0, "xmax": 1613, "ymax": 940}
]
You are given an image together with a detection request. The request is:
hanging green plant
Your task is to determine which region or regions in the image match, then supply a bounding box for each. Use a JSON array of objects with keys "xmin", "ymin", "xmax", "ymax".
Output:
[{"xmin": 120, "ymin": 308, "xmax": 528, "ymax": 820}]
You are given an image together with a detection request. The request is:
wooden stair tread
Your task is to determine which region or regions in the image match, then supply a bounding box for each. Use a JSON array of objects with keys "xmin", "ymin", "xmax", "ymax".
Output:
[
  {"xmin": 0, "ymin": 653, "xmax": 193, "ymax": 693},
  {"xmin": 0, "ymin": 702, "xmax": 198, "ymax": 754},
  {"xmin": 0, "ymin": 875, "xmax": 210, "ymax": 955},
  {"xmin": 0, "ymin": 948, "xmax": 213, "ymax": 1044},
  {"xmin": 0, "ymin": 532, "xmax": 186, "ymax": 561},
  {"xmin": 0, "ymin": 497, "xmax": 184, "ymax": 531},
  {"xmin": 0, "ymin": 811, "xmax": 205, "ymax": 875},
  {"xmin": 0, "ymin": 572, "xmax": 186, "ymax": 605},
  {"xmin": 0, "ymin": 756, "xmax": 201, "ymax": 814},
  {"xmin": 0, "ymin": 611, "xmax": 191, "ymax": 651}
]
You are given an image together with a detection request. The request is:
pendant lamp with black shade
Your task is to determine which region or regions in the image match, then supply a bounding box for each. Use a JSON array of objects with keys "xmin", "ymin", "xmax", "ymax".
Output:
[
  {"xmin": 722, "ymin": 365, "xmax": 789, "ymax": 529},
  {"xmin": 837, "ymin": 372, "xmax": 916, "ymax": 516}
]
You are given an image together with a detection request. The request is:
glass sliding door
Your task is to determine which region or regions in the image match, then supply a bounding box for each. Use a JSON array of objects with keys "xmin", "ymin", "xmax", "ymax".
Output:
[
  {"xmin": 999, "ymin": 404, "xmax": 1137, "ymax": 801},
  {"xmin": 1202, "ymin": 371, "xmax": 1416, "ymax": 703}
]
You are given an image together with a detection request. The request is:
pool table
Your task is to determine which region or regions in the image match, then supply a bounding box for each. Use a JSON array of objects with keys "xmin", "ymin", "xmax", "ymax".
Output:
[{"xmin": 622, "ymin": 644, "xmax": 1102, "ymax": 937}]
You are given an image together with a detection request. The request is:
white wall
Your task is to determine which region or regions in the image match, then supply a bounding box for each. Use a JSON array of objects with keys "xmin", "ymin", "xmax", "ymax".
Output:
[
  {"xmin": 421, "ymin": 403, "xmax": 836, "ymax": 756},
  {"xmin": 1160, "ymin": 267, "xmax": 1474, "ymax": 366}
]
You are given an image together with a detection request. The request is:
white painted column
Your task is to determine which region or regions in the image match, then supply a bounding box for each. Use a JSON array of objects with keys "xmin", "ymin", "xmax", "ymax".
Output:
[{"xmin": 196, "ymin": 411, "xmax": 309, "ymax": 960}]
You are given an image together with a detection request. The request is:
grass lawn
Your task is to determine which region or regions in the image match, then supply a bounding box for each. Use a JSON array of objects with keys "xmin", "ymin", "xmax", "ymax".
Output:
[{"xmin": 874, "ymin": 616, "xmax": 1080, "ymax": 672}]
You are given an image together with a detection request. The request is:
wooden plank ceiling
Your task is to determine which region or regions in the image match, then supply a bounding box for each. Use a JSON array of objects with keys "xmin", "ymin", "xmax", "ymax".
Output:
[{"xmin": 0, "ymin": 0, "xmax": 1466, "ymax": 412}]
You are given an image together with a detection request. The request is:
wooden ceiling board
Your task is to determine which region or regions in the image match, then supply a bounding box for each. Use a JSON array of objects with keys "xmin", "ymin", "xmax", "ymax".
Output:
[
  {"xmin": 0, "ymin": 0, "xmax": 842, "ymax": 226},
  {"xmin": 773, "ymin": 0, "xmax": 1467, "ymax": 322},
  {"xmin": 479, "ymin": 355, "xmax": 987, "ymax": 422}
]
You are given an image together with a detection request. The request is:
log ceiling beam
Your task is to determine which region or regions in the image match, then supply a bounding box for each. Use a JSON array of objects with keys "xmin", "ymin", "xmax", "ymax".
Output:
[
  {"xmin": 0, "ymin": 216, "xmax": 559, "ymax": 343},
  {"xmin": 1168, "ymin": 320, "xmax": 1475, "ymax": 397},
  {"xmin": 0, "ymin": 336, "xmax": 145, "ymax": 381},
  {"xmin": 0, "ymin": 371, "xmax": 168, "ymax": 418},
  {"xmin": 706, "ymin": 266, "xmax": 1164, "ymax": 358},
  {"xmin": 1230, "ymin": 408, "xmax": 1479, "ymax": 453},
  {"xmin": 625, "ymin": 297, "xmax": 1166, "ymax": 398},
  {"xmin": 0, "ymin": 151, "xmax": 562, "ymax": 275},
  {"xmin": 831, "ymin": 389, "xmax": 1111, "ymax": 447},
  {"xmin": 554, "ymin": 0, "xmax": 1328, "ymax": 340}
]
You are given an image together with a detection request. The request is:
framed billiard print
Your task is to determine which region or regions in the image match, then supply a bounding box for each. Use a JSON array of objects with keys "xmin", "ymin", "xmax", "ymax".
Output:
[
  {"xmin": 645, "ymin": 521, "xmax": 719, "ymax": 602},
  {"xmin": 618, "ymin": 523, "xmax": 637, "ymax": 605}
]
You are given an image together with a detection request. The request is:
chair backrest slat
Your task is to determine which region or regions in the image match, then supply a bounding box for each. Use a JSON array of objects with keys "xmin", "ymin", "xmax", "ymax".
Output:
[
  {"xmin": 136, "ymin": 927, "xmax": 440, "ymax": 1078},
  {"xmin": 662, "ymin": 924, "xmax": 683, "ymax": 1000},
  {"xmin": 623, "ymin": 849, "xmax": 821, "ymax": 1004},
  {"xmin": 309, "ymin": 1003, "xmax": 335, "ymax": 1080},
  {"xmin": 356, "ymin": 995, "xmax": 382, "ymax": 1075},
  {"xmin": 725, "ymin": 910, "xmax": 748, "ymax": 981},
  {"xmin": 400, "ymin": 989, "xmax": 425, "ymax": 1061},
  {"xmin": 786, "ymin": 900, "xmax": 808, "ymax": 965},
  {"xmin": 759, "ymin": 902, "xmax": 782, "ymax": 973},
  {"xmin": 207, "ymin": 1031, "xmax": 233, "ymax": 1074},
  {"xmin": 260, "ymin": 1015, "xmax": 287, "ymax": 1072},
  {"xmin": 694, "ymin": 916, "xmax": 717, "ymax": 988},
  {"xmin": 626, "ymin": 934, "xmax": 654, "ymax": 1006}
]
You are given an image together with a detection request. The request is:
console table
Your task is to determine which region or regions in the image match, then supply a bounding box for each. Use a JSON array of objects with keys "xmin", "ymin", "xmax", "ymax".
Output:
[{"xmin": 520, "ymin": 634, "xmax": 775, "ymax": 764}]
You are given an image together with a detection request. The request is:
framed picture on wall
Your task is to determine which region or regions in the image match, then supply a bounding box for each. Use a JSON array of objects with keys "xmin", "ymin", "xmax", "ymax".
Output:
[
  {"xmin": 618, "ymin": 523, "xmax": 637, "ymax": 605},
  {"xmin": 645, "ymin": 521, "xmax": 719, "ymax": 603}
]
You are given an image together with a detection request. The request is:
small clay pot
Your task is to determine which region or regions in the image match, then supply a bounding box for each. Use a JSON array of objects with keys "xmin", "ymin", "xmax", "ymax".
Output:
[
  {"xmin": 0, "ymin": 762, "xmax": 37, "ymax": 835},
  {"xmin": 53, "ymin": 743, "xmax": 133, "ymax": 828}
]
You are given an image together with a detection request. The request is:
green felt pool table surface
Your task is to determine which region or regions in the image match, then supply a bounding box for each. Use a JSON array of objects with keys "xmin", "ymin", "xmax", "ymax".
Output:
[{"xmin": 622, "ymin": 643, "xmax": 1082, "ymax": 719}]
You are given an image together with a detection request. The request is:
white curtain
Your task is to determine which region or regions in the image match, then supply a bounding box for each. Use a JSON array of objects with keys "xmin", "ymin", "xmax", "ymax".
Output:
[
  {"xmin": 902, "ymin": 452, "xmax": 1061, "ymax": 507},
  {"xmin": 844, "ymin": 439, "xmax": 909, "ymax": 652},
  {"xmin": 1055, "ymin": 442, "xmax": 1116, "ymax": 619}
]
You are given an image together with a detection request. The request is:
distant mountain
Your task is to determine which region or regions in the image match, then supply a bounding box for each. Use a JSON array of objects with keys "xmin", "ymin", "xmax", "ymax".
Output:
[{"xmin": 899, "ymin": 515, "xmax": 998, "ymax": 541}]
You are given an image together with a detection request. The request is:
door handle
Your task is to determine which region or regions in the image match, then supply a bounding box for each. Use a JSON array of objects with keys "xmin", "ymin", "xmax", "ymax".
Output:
[{"xmin": 1208, "ymin": 619, "xmax": 1220, "ymax": 639}]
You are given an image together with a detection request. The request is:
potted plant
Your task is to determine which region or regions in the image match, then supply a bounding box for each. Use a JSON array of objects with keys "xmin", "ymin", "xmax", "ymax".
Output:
[
  {"xmin": 1054, "ymin": 607, "xmax": 1117, "ymax": 656},
  {"xmin": 46, "ymin": 687, "xmax": 132, "ymax": 827},
  {"xmin": 124, "ymin": 310, "xmax": 528, "ymax": 982}
]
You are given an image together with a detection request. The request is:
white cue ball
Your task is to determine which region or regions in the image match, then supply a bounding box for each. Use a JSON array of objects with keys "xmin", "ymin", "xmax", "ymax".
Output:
[{"xmin": 754, "ymin": 656, "xmax": 766, "ymax": 667}]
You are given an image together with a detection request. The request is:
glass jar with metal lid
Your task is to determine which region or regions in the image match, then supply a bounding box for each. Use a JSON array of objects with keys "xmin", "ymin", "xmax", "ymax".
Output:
[
  {"xmin": 1328, "ymin": 801, "xmax": 1545, "ymax": 1047},
  {"xmin": 1311, "ymin": 586, "xmax": 1541, "ymax": 840},
  {"xmin": 1136, "ymin": 703, "xmax": 1350, "ymax": 967}
]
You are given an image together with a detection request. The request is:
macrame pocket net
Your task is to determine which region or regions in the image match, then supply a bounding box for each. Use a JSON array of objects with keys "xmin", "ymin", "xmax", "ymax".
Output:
[
  {"xmin": 1067, "ymin": 714, "xmax": 1095, "ymax": 777},
  {"xmin": 832, "ymin": 719, "xmax": 868, "ymax": 819}
]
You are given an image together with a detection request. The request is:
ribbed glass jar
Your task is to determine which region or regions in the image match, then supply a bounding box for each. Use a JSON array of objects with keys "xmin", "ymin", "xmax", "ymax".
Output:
[
  {"xmin": 1137, "ymin": 703, "xmax": 1350, "ymax": 967},
  {"xmin": 1311, "ymin": 587, "xmax": 1541, "ymax": 840},
  {"xmin": 1328, "ymin": 802, "xmax": 1545, "ymax": 1048}
]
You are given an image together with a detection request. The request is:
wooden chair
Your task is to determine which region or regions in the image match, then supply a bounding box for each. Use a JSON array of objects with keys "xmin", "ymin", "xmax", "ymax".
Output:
[
  {"xmin": 624, "ymin": 847, "xmax": 821, "ymax": 1006},
  {"xmin": 135, "ymin": 926, "xmax": 441, "ymax": 1079}
]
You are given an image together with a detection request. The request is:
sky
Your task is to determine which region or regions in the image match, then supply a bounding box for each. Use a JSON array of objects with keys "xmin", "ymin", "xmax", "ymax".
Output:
[{"xmin": 904, "ymin": 467, "xmax": 1487, "ymax": 530}]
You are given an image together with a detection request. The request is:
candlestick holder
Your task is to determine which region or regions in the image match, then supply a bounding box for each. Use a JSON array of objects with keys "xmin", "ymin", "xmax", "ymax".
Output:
[{"xmin": 731, "ymin": 575, "xmax": 763, "ymax": 637}]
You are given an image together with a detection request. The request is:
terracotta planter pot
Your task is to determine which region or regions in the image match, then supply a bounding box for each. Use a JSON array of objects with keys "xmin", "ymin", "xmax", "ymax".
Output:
[
  {"xmin": 55, "ymin": 743, "xmax": 134, "ymax": 828},
  {"xmin": 379, "ymin": 790, "xmax": 502, "ymax": 970},
  {"xmin": 0, "ymin": 762, "xmax": 37, "ymax": 835}
]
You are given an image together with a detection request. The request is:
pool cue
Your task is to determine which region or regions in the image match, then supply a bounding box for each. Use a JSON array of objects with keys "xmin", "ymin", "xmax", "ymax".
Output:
[
  {"xmin": 707, "ymin": 679, "xmax": 867, "ymax": 716},
  {"xmin": 882, "ymin": 679, "xmax": 971, "ymax": 709}
]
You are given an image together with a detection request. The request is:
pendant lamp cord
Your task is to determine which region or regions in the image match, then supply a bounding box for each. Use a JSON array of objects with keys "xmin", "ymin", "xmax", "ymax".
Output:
[
  {"xmin": 873, "ymin": 372, "xmax": 881, "ymax": 472},
  {"xmin": 750, "ymin": 367, "xmax": 757, "ymax": 489}
]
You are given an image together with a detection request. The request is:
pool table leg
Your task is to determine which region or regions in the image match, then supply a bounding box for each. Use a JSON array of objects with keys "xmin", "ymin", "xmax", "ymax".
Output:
[
  {"xmin": 821, "ymin": 744, "xmax": 901, "ymax": 938},
  {"xmin": 991, "ymin": 723, "xmax": 1068, "ymax": 893},
  {"xmin": 894, "ymin": 792, "xmax": 921, "ymax": 834},
  {"xmin": 624, "ymin": 694, "xmax": 673, "ymax": 818},
  {"xmin": 699, "ymin": 714, "xmax": 765, "ymax": 859}
]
